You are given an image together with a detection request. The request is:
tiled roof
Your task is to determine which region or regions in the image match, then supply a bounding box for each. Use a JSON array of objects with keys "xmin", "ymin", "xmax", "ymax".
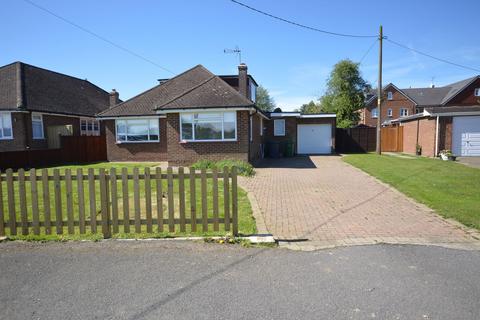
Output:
[
  {"xmin": 98, "ymin": 65, "xmax": 255, "ymax": 117},
  {"xmin": 0, "ymin": 62, "xmax": 111, "ymax": 116}
]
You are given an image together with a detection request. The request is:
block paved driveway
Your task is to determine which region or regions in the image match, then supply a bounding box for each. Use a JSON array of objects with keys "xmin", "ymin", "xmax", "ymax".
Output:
[{"xmin": 239, "ymin": 156, "xmax": 479, "ymax": 250}]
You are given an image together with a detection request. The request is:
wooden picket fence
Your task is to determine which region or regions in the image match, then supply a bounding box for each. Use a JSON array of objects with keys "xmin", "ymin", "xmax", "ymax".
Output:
[{"xmin": 0, "ymin": 166, "xmax": 238, "ymax": 238}]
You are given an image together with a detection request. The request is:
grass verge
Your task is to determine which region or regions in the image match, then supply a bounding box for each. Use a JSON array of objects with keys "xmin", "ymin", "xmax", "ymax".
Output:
[{"xmin": 343, "ymin": 154, "xmax": 480, "ymax": 230}]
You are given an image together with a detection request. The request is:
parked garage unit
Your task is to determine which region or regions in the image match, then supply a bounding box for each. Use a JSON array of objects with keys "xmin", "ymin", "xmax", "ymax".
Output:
[
  {"xmin": 297, "ymin": 124, "xmax": 332, "ymax": 154},
  {"xmin": 452, "ymin": 116, "xmax": 480, "ymax": 156}
]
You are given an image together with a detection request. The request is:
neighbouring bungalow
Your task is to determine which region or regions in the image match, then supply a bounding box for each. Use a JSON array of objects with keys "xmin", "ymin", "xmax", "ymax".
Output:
[
  {"xmin": 97, "ymin": 64, "xmax": 336, "ymax": 166},
  {"xmin": 359, "ymin": 76, "xmax": 480, "ymax": 157},
  {"xmin": 0, "ymin": 61, "xmax": 115, "ymax": 152}
]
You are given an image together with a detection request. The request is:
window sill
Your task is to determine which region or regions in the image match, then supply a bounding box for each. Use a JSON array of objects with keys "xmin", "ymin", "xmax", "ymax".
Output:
[
  {"xmin": 33, "ymin": 137, "xmax": 45, "ymax": 140},
  {"xmin": 116, "ymin": 140, "xmax": 160, "ymax": 144},
  {"xmin": 180, "ymin": 139, "xmax": 237, "ymax": 143},
  {"xmin": 0, "ymin": 137, "xmax": 14, "ymax": 140}
]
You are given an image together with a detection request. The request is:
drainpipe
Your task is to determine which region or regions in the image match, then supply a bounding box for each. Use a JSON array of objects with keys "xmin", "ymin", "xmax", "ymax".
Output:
[{"xmin": 434, "ymin": 116, "xmax": 439, "ymax": 157}]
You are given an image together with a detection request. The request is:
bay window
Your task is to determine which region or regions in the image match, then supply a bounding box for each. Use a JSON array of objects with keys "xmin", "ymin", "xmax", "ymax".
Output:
[
  {"xmin": 180, "ymin": 111, "xmax": 237, "ymax": 141},
  {"xmin": 115, "ymin": 118, "xmax": 159, "ymax": 143},
  {"xmin": 32, "ymin": 113, "xmax": 44, "ymax": 139},
  {"xmin": 0, "ymin": 112, "xmax": 13, "ymax": 140}
]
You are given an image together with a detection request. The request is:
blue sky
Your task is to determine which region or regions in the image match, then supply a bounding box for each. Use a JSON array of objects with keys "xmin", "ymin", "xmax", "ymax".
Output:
[{"xmin": 3, "ymin": 0, "xmax": 479, "ymax": 110}]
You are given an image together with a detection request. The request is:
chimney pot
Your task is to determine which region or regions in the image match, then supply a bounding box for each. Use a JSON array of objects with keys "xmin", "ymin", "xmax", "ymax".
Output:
[{"xmin": 109, "ymin": 89, "xmax": 120, "ymax": 108}]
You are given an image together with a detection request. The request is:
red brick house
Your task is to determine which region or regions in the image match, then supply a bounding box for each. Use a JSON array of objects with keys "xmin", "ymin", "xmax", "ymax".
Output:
[
  {"xmin": 98, "ymin": 64, "xmax": 336, "ymax": 165},
  {"xmin": 362, "ymin": 76, "xmax": 480, "ymax": 157},
  {"xmin": 0, "ymin": 61, "xmax": 114, "ymax": 152}
]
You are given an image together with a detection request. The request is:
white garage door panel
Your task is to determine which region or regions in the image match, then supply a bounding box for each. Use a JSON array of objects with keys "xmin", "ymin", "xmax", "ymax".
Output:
[
  {"xmin": 297, "ymin": 124, "xmax": 332, "ymax": 154},
  {"xmin": 452, "ymin": 116, "xmax": 480, "ymax": 156}
]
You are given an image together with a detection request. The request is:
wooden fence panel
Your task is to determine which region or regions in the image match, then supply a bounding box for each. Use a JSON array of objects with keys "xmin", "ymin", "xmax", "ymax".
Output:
[
  {"xmin": 381, "ymin": 126, "xmax": 403, "ymax": 152},
  {"xmin": 336, "ymin": 127, "xmax": 377, "ymax": 153},
  {"xmin": 0, "ymin": 166, "xmax": 239, "ymax": 238}
]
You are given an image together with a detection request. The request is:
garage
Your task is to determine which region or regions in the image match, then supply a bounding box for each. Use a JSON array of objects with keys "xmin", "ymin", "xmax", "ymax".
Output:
[
  {"xmin": 452, "ymin": 116, "xmax": 480, "ymax": 156},
  {"xmin": 297, "ymin": 124, "xmax": 332, "ymax": 154}
]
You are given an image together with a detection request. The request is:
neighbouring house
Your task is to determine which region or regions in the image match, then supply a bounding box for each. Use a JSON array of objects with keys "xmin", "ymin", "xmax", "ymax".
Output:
[
  {"xmin": 97, "ymin": 64, "xmax": 336, "ymax": 166},
  {"xmin": 359, "ymin": 75, "xmax": 480, "ymax": 157},
  {"xmin": 0, "ymin": 61, "xmax": 116, "ymax": 152}
]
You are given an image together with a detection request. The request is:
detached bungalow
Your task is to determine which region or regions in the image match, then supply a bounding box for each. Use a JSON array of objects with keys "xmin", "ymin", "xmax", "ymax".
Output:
[{"xmin": 98, "ymin": 64, "xmax": 336, "ymax": 165}]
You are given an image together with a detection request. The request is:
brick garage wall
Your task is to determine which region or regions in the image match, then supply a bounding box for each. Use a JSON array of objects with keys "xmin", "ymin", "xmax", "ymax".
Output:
[
  {"xmin": 167, "ymin": 111, "xmax": 250, "ymax": 166},
  {"xmin": 364, "ymin": 86, "xmax": 416, "ymax": 127},
  {"xmin": 249, "ymin": 112, "xmax": 265, "ymax": 163},
  {"xmin": 438, "ymin": 117, "xmax": 453, "ymax": 152},
  {"xmin": 104, "ymin": 118, "xmax": 168, "ymax": 162},
  {"xmin": 264, "ymin": 117, "xmax": 336, "ymax": 153},
  {"xmin": 402, "ymin": 118, "xmax": 437, "ymax": 157}
]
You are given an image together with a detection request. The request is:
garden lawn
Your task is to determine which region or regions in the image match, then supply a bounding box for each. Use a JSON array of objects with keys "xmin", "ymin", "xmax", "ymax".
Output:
[
  {"xmin": 343, "ymin": 154, "xmax": 480, "ymax": 230},
  {"xmin": 1, "ymin": 162, "xmax": 256, "ymax": 240}
]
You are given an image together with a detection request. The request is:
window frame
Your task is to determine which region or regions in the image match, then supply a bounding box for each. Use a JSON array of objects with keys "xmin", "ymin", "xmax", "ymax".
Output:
[
  {"xmin": 274, "ymin": 119, "xmax": 286, "ymax": 136},
  {"xmin": 260, "ymin": 117, "xmax": 263, "ymax": 136},
  {"xmin": 387, "ymin": 91, "xmax": 393, "ymax": 100},
  {"xmin": 31, "ymin": 113, "xmax": 44, "ymax": 140},
  {"xmin": 0, "ymin": 112, "xmax": 13, "ymax": 140},
  {"xmin": 474, "ymin": 88, "xmax": 480, "ymax": 97},
  {"xmin": 179, "ymin": 111, "xmax": 237, "ymax": 142},
  {"xmin": 400, "ymin": 108, "xmax": 409, "ymax": 117},
  {"xmin": 115, "ymin": 118, "xmax": 160, "ymax": 143},
  {"xmin": 387, "ymin": 108, "xmax": 393, "ymax": 117},
  {"xmin": 80, "ymin": 118, "xmax": 101, "ymax": 136},
  {"xmin": 371, "ymin": 108, "xmax": 378, "ymax": 118}
]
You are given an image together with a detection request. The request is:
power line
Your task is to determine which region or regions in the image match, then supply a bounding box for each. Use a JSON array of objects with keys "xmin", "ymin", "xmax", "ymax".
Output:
[
  {"xmin": 229, "ymin": 0, "xmax": 377, "ymax": 38},
  {"xmin": 22, "ymin": 0, "xmax": 175, "ymax": 75},
  {"xmin": 386, "ymin": 38, "xmax": 480, "ymax": 73},
  {"xmin": 359, "ymin": 39, "xmax": 378, "ymax": 64}
]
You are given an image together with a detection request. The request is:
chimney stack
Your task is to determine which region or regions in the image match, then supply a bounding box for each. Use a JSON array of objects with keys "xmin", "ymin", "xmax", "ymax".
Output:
[
  {"xmin": 238, "ymin": 63, "xmax": 248, "ymax": 99},
  {"xmin": 109, "ymin": 89, "xmax": 119, "ymax": 107}
]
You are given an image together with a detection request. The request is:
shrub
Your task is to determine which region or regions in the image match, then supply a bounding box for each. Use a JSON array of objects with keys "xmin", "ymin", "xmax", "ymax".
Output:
[{"xmin": 191, "ymin": 159, "xmax": 255, "ymax": 177}]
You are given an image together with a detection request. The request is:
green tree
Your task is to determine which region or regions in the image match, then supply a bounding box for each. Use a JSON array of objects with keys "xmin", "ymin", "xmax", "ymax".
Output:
[
  {"xmin": 295, "ymin": 100, "xmax": 322, "ymax": 114},
  {"xmin": 320, "ymin": 59, "xmax": 368, "ymax": 128},
  {"xmin": 255, "ymin": 85, "xmax": 276, "ymax": 112}
]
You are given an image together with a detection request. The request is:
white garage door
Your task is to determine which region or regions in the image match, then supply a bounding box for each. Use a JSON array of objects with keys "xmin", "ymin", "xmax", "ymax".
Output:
[
  {"xmin": 452, "ymin": 116, "xmax": 480, "ymax": 156},
  {"xmin": 297, "ymin": 124, "xmax": 332, "ymax": 154}
]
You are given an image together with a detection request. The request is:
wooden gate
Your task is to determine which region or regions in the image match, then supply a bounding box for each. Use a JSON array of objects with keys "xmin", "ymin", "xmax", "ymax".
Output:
[{"xmin": 381, "ymin": 126, "xmax": 403, "ymax": 152}]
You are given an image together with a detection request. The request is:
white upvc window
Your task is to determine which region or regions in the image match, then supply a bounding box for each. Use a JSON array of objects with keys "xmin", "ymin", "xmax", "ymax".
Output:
[
  {"xmin": 400, "ymin": 108, "xmax": 409, "ymax": 117},
  {"xmin": 31, "ymin": 113, "xmax": 44, "ymax": 139},
  {"xmin": 371, "ymin": 108, "xmax": 378, "ymax": 118},
  {"xmin": 0, "ymin": 112, "xmax": 13, "ymax": 140},
  {"xmin": 387, "ymin": 108, "xmax": 393, "ymax": 117},
  {"xmin": 250, "ymin": 81, "xmax": 257, "ymax": 102},
  {"xmin": 387, "ymin": 91, "xmax": 393, "ymax": 100},
  {"xmin": 474, "ymin": 88, "xmax": 480, "ymax": 97},
  {"xmin": 115, "ymin": 118, "xmax": 159, "ymax": 143},
  {"xmin": 80, "ymin": 118, "xmax": 100, "ymax": 136},
  {"xmin": 274, "ymin": 119, "xmax": 285, "ymax": 136},
  {"xmin": 180, "ymin": 111, "xmax": 237, "ymax": 142},
  {"xmin": 260, "ymin": 118, "xmax": 263, "ymax": 136}
]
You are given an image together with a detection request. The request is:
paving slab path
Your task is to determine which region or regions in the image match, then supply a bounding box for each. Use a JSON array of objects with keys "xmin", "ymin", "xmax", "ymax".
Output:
[{"xmin": 239, "ymin": 156, "xmax": 480, "ymax": 250}]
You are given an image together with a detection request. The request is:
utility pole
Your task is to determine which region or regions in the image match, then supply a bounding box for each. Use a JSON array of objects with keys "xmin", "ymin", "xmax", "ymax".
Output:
[{"xmin": 376, "ymin": 25, "xmax": 383, "ymax": 154}]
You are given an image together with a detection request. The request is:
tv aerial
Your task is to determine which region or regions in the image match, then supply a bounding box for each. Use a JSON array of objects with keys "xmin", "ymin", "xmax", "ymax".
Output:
[{"xmin": 224, "ymin": 46, "xmax": 242, "ymax": 64}]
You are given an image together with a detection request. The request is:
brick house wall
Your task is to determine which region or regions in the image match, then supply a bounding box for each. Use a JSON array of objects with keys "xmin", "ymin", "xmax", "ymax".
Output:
[
  {"xmin": 249, "ymin": 112, "xmax": 264, "ymax": 163},
  {"xmin": 167, "ymin": 111, "xmax": 250, "ymax": 166},
  {"xmin": 401, "ymin": 118, "xmax": 437, "ymax": 157},
  {"xmin": 104, "ymin": 118, "xmax": 168, "ymax": 162},
  {"xmin": 446, "ymin": 78, "xmax": 480, "ymax": 106},
  {"xmin": 363, "ymin": 86, "xmax": 416, "ymax": 127},
  {"xmin": 0, "ymin": 112, "xmax": 82, "ymax": 152}
]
